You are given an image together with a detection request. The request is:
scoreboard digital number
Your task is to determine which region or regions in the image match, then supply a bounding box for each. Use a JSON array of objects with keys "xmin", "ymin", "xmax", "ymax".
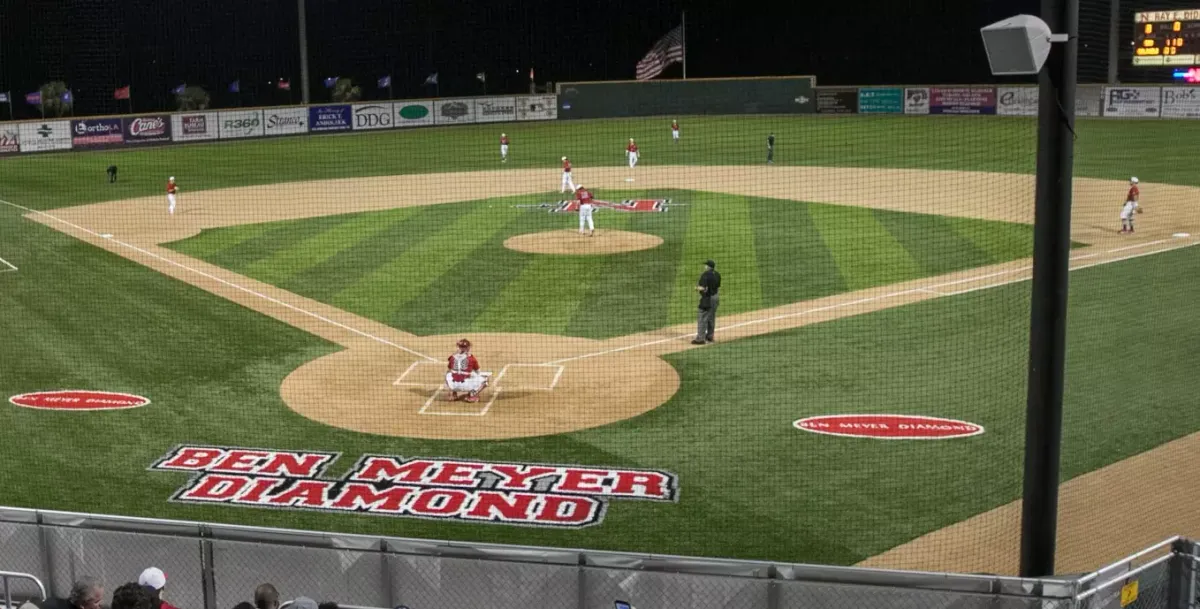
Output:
[{"xmin": 1134, "ymin": 9, "xmax": 1200, "ymax": 66}]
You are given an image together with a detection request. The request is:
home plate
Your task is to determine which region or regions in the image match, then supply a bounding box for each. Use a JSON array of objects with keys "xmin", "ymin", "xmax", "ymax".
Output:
[
  {"xmin": 1173, "ymin": 232, "xmax": 1190, "ymax": 238},
  {"xmin": 625, "ymin": 178, "xmax": 635, "ymax": 182}
]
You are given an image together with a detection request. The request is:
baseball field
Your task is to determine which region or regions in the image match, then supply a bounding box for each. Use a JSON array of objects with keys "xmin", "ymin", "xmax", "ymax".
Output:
[{"xmin": 1, "ymin": 114, "xmax": 1198, "ymax": 574}]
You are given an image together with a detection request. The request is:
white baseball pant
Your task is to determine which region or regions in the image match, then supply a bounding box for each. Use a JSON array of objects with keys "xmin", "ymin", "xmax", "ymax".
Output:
[
  {"xmin": 168, "ymin": 194, "xmax": 176, "ymax": 214},
  {"xmin": 561, "ymin": 171, "xmax": 576, "ymax": 192},
  {"xmin": 579, "ymin": 204, "xmax": 594, "ymax": 232}
]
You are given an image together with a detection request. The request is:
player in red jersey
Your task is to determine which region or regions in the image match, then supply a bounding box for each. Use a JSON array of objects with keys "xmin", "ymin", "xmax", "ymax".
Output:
[
  {"xmin": 560, "ymin": 156, "xmax": 576, "ymax": 192},
  {"xmin": 1120, "ymin": 177, "xmax": 1142, "ymax": 234},
  {"xmin": 671, "ymin": 120, "xmax": 680, "ymax": 143},
  {"xmin": 166, "ymin": 177, "xmax": 179, "ymax": 215},
  {"xmin": 575, "ymin": 185, "xmax": 595, "ymax": 236},
  {"xmin": 500, "ymin": 133, "xmax": 509, "ymax": 162},
  {"xmin": 626, "ymin": 139, "xmax": 639, "ymax": 168},
  {"xmin": 445, "ymin": 339, "xmax": 491, "ymax": 402}
]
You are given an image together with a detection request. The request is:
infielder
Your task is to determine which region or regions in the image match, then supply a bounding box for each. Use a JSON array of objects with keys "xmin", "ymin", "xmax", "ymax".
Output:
[
  {"xmin": 500, "ymin": 133, "xmax": 509, "ymax": 162},
  {"xmin": 626, "ymin": 138, "xmax": 639, "ymax": 168},
  {"xmin": 167, "ymin": 177, "xmax": 179, "ymax": 214},
  {"xmin": 576, "ymin": 185, "xmax": 595, "ymax": 236},
  {"xmin": 671, "ymin": 120, "xmax": 680, "ymax": 143},
  {"xmin": 1120, "ymin": 176, "xmax": 1141, "ymax": 234},
  {"xmin": 560, "ymin": 156, "xmax": 576, "ymax": 192},
  {"xmin": 445, "ymin": 339, "xmax": 491, "ymax": 403}
]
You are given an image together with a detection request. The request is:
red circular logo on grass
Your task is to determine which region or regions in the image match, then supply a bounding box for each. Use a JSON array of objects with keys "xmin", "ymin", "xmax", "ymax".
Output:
[
  {"xmin": 793, "ymin": 414, "xmax": 984, "ymax": 440},
  {"xmin": 9, "ymin": 390, "xmax": 151, "ymax": 411}
]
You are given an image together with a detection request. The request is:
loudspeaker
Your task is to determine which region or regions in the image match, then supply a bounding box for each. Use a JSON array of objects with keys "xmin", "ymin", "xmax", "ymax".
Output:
[{"xmin": 980, "ymin": 15, "xmax": 1060, "ymax": 75}]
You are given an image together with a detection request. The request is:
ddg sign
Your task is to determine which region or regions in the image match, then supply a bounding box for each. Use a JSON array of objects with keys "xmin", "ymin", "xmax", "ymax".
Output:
[{"xmin": 352, "ymin": 104, "xmax": 394, "ymax": 130}]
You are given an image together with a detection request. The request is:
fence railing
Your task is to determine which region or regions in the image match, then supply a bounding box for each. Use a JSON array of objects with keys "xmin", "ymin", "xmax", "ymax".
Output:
[{"xmin": 0, "ymin": 506, "xmax": 1193, "ymax": 609}]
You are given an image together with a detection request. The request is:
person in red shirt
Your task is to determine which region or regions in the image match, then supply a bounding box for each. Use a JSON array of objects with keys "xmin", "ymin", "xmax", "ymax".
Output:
[
  {"xmin": 671, "ymin": 120, "xmax": 680, "ymax": 143},
  {"xmin": 576, "ymin": 185, "xmax": 595, "ymax": 236},
  {"xmin": 138, "ymin": 568, "xmax": 180, "ymax": 609},
  {"xmin": 500, "ymin": 133, "xmax": 509, "ymax": 163},
  {"xmin": 626, "ymin": 139, "xmax": 639, "ymax": 168},
  {"xmin": 1120, "ymin": 176, "xmax": 1141, "ymax": 234},
  {"xmin": 445, "ymin": 339, "xmax": 491, "ymax": 402},
  {"xmin": 560, "ymin": 156, "xmax": 576, "ymax": 192},
  {"xmin": 166, "ymin": 177, "xmax": 178, "ymax": 215}
]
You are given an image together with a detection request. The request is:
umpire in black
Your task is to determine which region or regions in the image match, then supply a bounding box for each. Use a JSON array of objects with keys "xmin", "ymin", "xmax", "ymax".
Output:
[
  {"xmin": 766, "ymin": 134, "xmax": 775, "ymax": 164},
  {"xmin": 693, "ymin": 260, "xmax": 721, "ymax": 344}
]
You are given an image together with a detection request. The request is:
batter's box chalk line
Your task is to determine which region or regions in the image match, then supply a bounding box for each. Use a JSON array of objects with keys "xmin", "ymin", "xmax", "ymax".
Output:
[
  {"xmin": 417, "ymin": 387, "xmax": 501, "ymax": 417},
  {"xmin": 396, "ymin": 362, "xmax": 564, "ymax": 391},
  {"xmin": 0, "ymin": 256, "xmax": 16, "ymax": 273}
]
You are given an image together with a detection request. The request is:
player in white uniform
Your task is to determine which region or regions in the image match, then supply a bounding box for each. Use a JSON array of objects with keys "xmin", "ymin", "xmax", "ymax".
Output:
[
  {"xmin": 671, "ymin": 120, "xmax": 680, "ymax": 143},
  {"xmin": 560, "ymin": 156, "xmax": 576, "ymax": 192},
  {"xmin": 576, "ymin": 185, "xmax": 595, "ymax": 236},
  {"xmin": 626, "ymin": 139, "xmax": 639, "ymax": 168},
  {"xmin": 1120, "ymin": 176, "xmax": 1141, "ymax": 234},
  {"xmin": 445, "ymin": 339, "xmax": 491, "ymax": 403},
  {"xmin": 167, "ymin": 177, "xmax": 178, "ymax": 215},
  {"xmin": 500, "ymin": 133, "xmax": 509, "ymax": 162}
]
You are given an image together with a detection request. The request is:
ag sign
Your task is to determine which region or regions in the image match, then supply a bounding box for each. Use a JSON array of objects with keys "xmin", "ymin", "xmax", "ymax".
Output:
[
  {"xmin": 793, "ymin": 414, "xmax": 984, "ymax": 439},
  {"xmin": 394, "ymin": 102, "xmax": 433, "ymax": 127},
  {"xmin": 352, "ymin": 103, "xmax": 395, "ymax": 130},
  {"xmin": 1104, "ymin": 87, "xmax": 1161, "ymax": 117}
]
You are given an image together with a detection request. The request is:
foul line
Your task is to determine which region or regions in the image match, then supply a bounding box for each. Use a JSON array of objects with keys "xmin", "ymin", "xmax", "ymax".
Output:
[
  {"xmin": 545, "ymin": 238, "xmax": 1200, "ymax": 366},
  {"xmin": 0, "ymin": 198, "xmax": 437, "ymax": 362},
  {"xmin": 0, "ymin": 257, "xmax": 16, "ymax": 272}
]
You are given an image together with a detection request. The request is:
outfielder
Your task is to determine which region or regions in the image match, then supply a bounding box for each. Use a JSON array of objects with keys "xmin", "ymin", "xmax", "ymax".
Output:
[
  {"xmin": 167, "ymin": 177, "xmax": 179, "ymax": 214},
  {"xmin": 445, "ymin": 339, "xmax": 491, "ymax": 403},
  {"xmin": 671, "ymin": 120, "xmax": 680, "ymax": 143},
  {"xmin": 560, "ymin": 156, "xmax": 576, "ymax": 192},
  {"xmin": 1120, "ymin": 176, "xmax": 1141, "ymax": 234},
  {"xmin": 576, "ymin": 185, "xmax": 595, "ymax": 236},
  {"xmin": 500, "ymin": 133, "xmax": 509, "ymax": 162},
  {"xmin": 626, "ymin": 139, "xmax": 639, "ymax": 168}
]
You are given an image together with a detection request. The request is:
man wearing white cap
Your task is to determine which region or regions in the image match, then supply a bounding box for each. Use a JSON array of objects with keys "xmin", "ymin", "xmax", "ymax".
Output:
[
  {"xmin": 138, "ymin": 567, "xmax": 180, "ymax": 609},
  {"xmin": 166, "ymin": 177, "xmax": 179, "ymax": 215},
  {"xmin": 1120, "ymin": 176, "xmax": 1141, "ymax": 234}
]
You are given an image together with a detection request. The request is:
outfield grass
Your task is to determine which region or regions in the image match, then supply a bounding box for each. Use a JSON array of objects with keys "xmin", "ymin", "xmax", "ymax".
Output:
[
  {"xmin": 166, "ymin": 190, "xmax": 1039, "ymax": 338},
  {"xmin": 5, "ymin": 115, "xmax": 1200, "ymax": 210}
]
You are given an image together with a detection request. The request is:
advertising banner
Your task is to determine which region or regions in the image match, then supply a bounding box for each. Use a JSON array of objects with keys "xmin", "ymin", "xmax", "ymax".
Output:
[
  {"xmin": 1159, "ymin": 87, "xmax": 1200, "ymax": 118},
  {"xmin": 904, "ymin": 88, "xmax": 930, "ymax": 114},
  {"xmin": 930, "ymin": 87, "xmax": 996, "ymax": 115},
  {"xmin": 70, "ymin": 118, "xmax": 124, "ymax": 148},
  {"xmin": 434, "ymin": 99, "xmax": 477, "ymax": 125},
  {"xmin": 18, "ymin": 121, "xmax": 72, "ymax": 153},
  {"xmin": 475, "ymin": 96, "xmax": 517, "ymax": 123},
  {"xmin": 351, "ymin": 103, "xmax": 395, "ymax": 130},
  {"xmin": 172, "ymin": 113, "xmax": 218, "ymax": 142},
  {"xmin": 263, "ymin": 107, "xmax": 308, "ymax": 135},
  {"xmin": 393, "ymin": 101, "xmax": 434, "ymax": 127},
  {"xmin": 516, "ymin": 95, "xmax": 557, "ymax": 120},
  {"xmin": 123, "ymin": 115, "xmax": 172, "ymax": 143},
  {"xmin": 308, "ymin": 105, "xmax": 352, "ymax": 132},
  {"xmin": 0, "ymin": 125, "xmax": 19, "ymax": 154},
  {"xmin": 997, "ymin": 87, "xmax": 1039, "ymax": 116},
  {"xmin": 1103, "ymin": 87, "xmax": 1161, "ymax": 117},
  {"xmin": 816, "ymin": 88, "xmax": 858, "ymax": 114},
  {"xmin": 218, "ymin": 110, "xmax": 265, "ymax": 139},
  {"xmin": 858, "ymin": 87, "xmax": 903, "ymax": 113},
  {"xmin": 1077, "ymin": 86, "xmax": 1102, "ymax": 117}
]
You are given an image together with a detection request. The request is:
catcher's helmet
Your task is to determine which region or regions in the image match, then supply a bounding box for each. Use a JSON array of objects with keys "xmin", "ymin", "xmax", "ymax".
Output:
[{"xmin": 456, "ymin": 338, "xmax": 471, "ymax": 349}]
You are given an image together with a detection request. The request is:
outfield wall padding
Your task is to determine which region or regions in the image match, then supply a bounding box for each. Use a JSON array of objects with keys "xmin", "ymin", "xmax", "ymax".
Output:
[{"xmin": 555, "ymin": 77, "xmax": 817, "ymax": 119}]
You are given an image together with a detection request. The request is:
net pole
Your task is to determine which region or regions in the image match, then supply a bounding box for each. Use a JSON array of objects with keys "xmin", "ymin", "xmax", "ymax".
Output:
[
  {"xmin": 298, "ymin": 0, "xmax": 311, "ymax": 105},
  {"xmin": 1107, "ymin": 0, "xmax": 1120, "ymax": 83},
  {"xmin": 1020, "ymin": 0, "xmax": 1079, "ymax": 579}
]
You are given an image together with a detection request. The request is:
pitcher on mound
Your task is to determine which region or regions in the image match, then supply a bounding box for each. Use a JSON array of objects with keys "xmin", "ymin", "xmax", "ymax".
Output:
[{"xmin": 445, "ymin": 339, "xmax": 491, "ymax": 402}]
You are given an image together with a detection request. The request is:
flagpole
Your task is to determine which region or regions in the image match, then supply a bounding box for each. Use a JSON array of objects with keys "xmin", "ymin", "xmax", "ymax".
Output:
[{"xmin": 682, "ymin": 11, "xmax": 687, "ymax": 80}]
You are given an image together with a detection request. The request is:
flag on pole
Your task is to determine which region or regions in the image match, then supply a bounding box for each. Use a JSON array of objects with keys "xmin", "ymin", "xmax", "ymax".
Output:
[
  {"xmin": 25, "ymin": 92, "xmax": 41, "ymax": 105},
  {"xmin": 423, "ymin": 72, "xmax": 438, "ymax": 85},
  {"xmin": 0, "ymin": 92, "xmax": 8, "ymax": 103},
  {"xmin": 377, "ymin": 75, "xmax": 391, "ymax": 88},
  {"xmin": 323, "ymin": 76, "xmax": 338, "ymax": 88},
  {"xmin": 529, "ymin": 68, "xmax": 535, "ymax": 81},
  {"xmin": 61, "ymin": 90, "xmax": 73, "ymax": 103},
  {"xmin": 114, "ymin": 86, "xmax": 131, "ymax": 100},
  {"xmin": 635, "ymin": 24, "xmax": 685, "ymax": 81},
  {"xmin": 277, "ymin": 79, "xmax": 291, "ymax": 90},
  {"xmin": 476, "ymin": 72, "xmax": 486, "ymax": 82},
  {"xmin": 229, "ymin": 80, "xmax": 240, "ymax": 93},
  {"xmin": 171, "ymin": 83, "xmax": 186, "ymax": 95}
]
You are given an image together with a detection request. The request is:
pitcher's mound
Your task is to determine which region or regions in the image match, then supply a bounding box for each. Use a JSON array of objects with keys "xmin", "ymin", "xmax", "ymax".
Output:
[{"xmin": 504, "ymin": 229, "xmax": 663, "ymax": 255}]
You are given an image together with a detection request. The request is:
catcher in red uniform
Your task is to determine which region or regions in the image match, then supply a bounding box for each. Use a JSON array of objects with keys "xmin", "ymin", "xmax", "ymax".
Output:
[{"xmin": 445, "ymin": 339, "xmax": 492, "ymax": 402}]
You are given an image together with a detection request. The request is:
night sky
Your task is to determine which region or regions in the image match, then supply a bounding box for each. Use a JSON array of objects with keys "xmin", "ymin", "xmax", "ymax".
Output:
[{"xmin": 0, "ymin": 0, "xmax": 1182, "ymax": 118}]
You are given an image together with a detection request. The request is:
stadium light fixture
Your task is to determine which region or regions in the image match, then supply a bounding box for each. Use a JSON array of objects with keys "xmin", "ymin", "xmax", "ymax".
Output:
[{"xmin": 980, "ymin": 14, "xmax": 1069, "ymax": 75}]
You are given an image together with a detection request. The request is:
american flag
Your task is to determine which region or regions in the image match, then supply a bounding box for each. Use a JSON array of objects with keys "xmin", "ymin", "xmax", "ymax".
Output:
[{"xmin": 635, "ymin": 25, "xmax": 684, "ymax": 81}]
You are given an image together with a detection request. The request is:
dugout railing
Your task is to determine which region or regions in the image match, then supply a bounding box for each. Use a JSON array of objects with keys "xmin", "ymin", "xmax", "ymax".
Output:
[{"xmin": 0, "ymin": 506, "xmax": 1194, "ymax": 609}]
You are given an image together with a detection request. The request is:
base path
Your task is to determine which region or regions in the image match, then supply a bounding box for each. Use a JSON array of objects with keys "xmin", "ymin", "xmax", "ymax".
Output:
[{"xmin": 12, "ymin": 165, "xmax": 1200, "ymax": 570}]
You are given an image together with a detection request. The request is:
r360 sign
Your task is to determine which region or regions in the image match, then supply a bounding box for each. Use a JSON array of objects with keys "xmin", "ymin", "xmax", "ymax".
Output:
[{"xmin": 224, "ymin": 118, "xmax": 260, "ymax": 129}]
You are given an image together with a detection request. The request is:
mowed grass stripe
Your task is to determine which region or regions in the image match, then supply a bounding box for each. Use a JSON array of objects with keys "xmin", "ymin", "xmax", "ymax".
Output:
[
  {"xmin": 809, "ymin": 204, "xmax": 923, "ymax": 290},
  {"xmin": 169, "ymin": 223, "xmax": 277, "ymax": 260},
  {"xmin": 281, "ymin": 207, "xmax": 449, "ymax": 302},
  {"xmin": 204, "ymin": 215, "xmax": 350, "ymax": 272},
  {"xmin": 944, "ymin": 216, "xmax": 1036, "ymax": 262},
  {"xmin": 240, "ymin": 210, "xmax": 408, "ymax": 285},
  {"xmin": 470, "ymin": 256, "xmax": 604, "ymax": 335},
  {"xmin": 332, "ymin": 203, "xmax": 521, "ymax": 320},
  {"xmin": 750, "ymin": 200, "xmax": 846, "ymax": 306},
  {"xmin": 871, "ymin": 210, "xmax": 996, "ymax": 276},
  {"xmin": 671, "ymin": 193, "xmax": 762, "ymax": 324}
]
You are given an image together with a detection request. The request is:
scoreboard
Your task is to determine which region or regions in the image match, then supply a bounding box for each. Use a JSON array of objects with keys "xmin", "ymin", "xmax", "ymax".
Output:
[{"xmin": 1133, "ymin": 9, "xmax": 1200, "ymax": 66}]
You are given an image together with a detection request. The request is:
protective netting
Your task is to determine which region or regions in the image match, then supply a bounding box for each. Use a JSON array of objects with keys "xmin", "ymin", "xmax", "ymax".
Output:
[{"xmin": 0, "ymin": 1, "xmax": 1196, "ymax": 601}]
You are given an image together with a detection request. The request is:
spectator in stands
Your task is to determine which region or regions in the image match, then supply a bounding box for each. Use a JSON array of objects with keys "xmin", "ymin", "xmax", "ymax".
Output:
[
  {"xmin": 252, "ymin": 584, "xmax": 278, "ymax": 609},
  {"xmin": 39, "ymin": 577, "xmax": 104, "ymax": 609},
  {"xmin": 288, "ymin": 598, "xmax": 316, "ymax": 609},
  {"xmin": 110, "ymin": 584, "xmax": 154, "ymax": 609},
  {"xmin": 138, "ymin": 568, "xmax": 179, "ymax": 609}
]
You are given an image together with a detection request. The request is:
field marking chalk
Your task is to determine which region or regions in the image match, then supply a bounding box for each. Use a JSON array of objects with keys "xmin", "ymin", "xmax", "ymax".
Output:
[
  {"xmin": 1107, "ymin": 239, "xmax": 1170, "ymax": 254},
  {"xmin": 0, "ymin": 257, "xmax": 16, "ymax": 272},
  {"xmin": 0, "ymin": 198, "xmax": 437, "ymax": 362},
  {"xmin": 392, "ymin": 361, "xmax": 423, "ymax": 386},
  {"xmin": 417, "ymin": 387, "xmax": 444, "ymax": 414}
]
